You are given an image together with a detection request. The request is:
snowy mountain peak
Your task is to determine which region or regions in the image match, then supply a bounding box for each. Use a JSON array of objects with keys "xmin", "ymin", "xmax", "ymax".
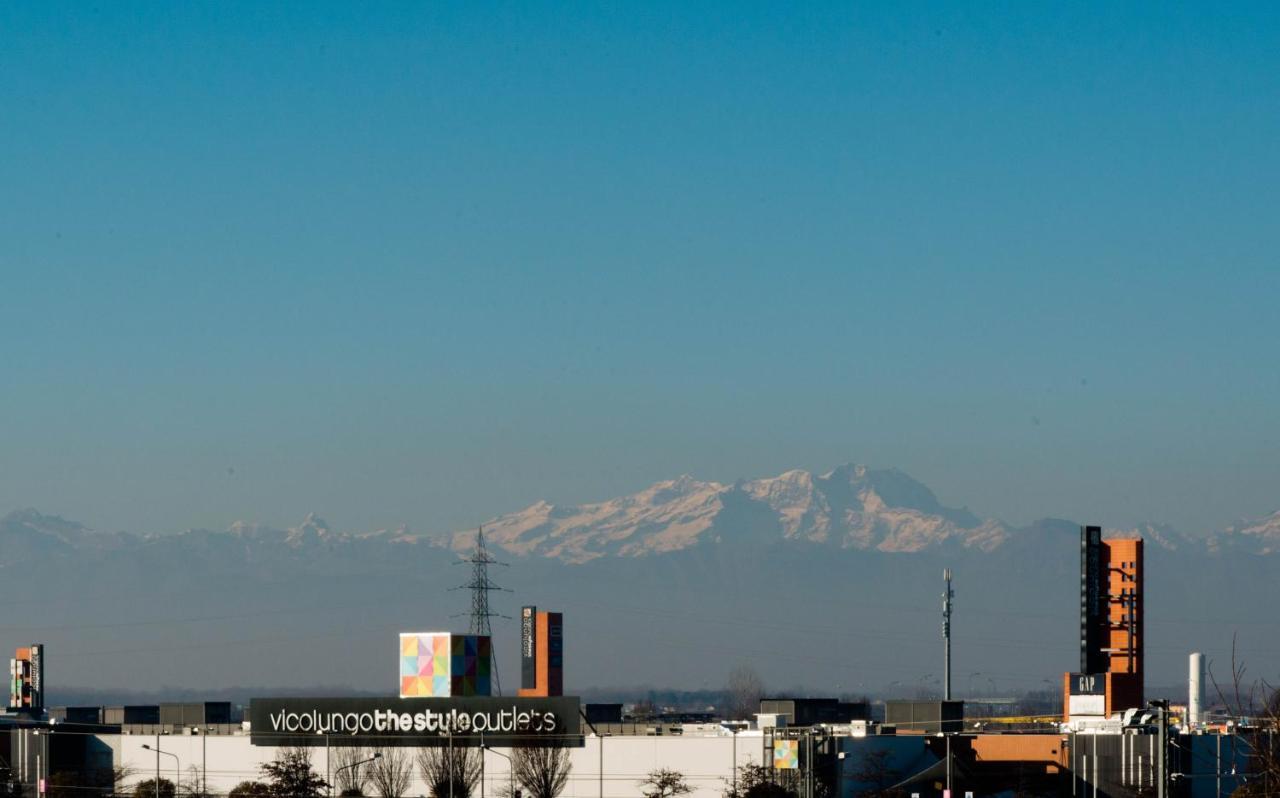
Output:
[
  {"xmin": 1208, "ymin": 509, "xmax": 1280, "ymax": 555},
  {"xmin": 472, "ymin": 464, "xmax": 1009, "ymax": 562}
]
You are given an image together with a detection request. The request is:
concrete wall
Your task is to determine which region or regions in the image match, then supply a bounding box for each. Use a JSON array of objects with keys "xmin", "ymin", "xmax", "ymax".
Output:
[{"xmin": 110, "ymin": 732, "xmax": 765, "ymax": 798}]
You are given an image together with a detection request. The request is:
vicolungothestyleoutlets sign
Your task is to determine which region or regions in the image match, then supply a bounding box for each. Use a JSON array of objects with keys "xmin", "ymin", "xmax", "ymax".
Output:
[{"xmin": 248, "ymin": 696, "xmax": 582, "ymax": 747}]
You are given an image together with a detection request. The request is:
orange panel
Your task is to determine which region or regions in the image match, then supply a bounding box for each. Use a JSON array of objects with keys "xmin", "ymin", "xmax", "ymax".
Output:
[
  {"xmin": 1103, "ymin": 539, "xmax": 1143, "ymax": 689},
  {"xmin": 971, "ymin": 734, "xmax": 1067, "ymax": 766}
]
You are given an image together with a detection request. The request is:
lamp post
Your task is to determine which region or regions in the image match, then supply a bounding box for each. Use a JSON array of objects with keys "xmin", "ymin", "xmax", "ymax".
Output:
[
  {"xmin": 1149, "ymin": 699, "xmax": 1171, "ymax": 798},
  {"xmin": 945, "ymin": 733, "xmax": 952, "ymax": 798},
  {"xmin": 334, "ymin": 753, "xmax": 381, "ymax": 798},
  {"xmin": 320, "ymin": 733, "xmax": 331, "ymax": 798},
  {"xmin": 142, "ymin": 745, "xmax": 179, "ymax": 798},
  {"xmin": 483, "ymin": 746, "xmax": 513, "ymax": 798},
  {"xmin": 201, "ymin": 726, "xmax": 214, "ymax": 798},
  {"xmin": 733, "ymin": 728, "xmax": 738, "ymax": 798},
  {"xmin": 837, "ymin": 751, "xmax": 846, "ymax": 798},
  {"xmin": 720, "ymin": 722, "xmax": 742, "ymax": 797},
  {"xmin": 33, "ymin": 729, "xmax": 49, "ymax": 797}
]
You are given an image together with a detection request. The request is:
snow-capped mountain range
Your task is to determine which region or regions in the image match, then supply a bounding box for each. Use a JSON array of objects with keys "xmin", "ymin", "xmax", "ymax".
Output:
[
  {"xmin": 3, "ymin": 464, "xmax": 1278, "ymax": 693},
  {"xmin": 468, "ymin": 465, "xmax": 1011, "ymax": 563},
  {"xmin": 459, "ymin": 463, "xmax": 1274, "ymax": 563},
  {"xmin": 2, "ymin": 464, "xmax": 1277, "ymax": 567}
]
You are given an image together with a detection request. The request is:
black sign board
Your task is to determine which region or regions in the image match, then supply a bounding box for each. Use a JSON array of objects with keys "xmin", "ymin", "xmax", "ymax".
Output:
[
  {"xmin": 1080, "ymin": 525, "xmax": 1106, "ymax": 673},
  {"xmin": 1068, "ymin": 672, "xmax": 1106, "ymax": 695},
  {"xmin": 29, "ymin": 644, "xmax": 43, "ymax": 710},
  {"xmin": 548, "ymin": 614, "xmax": 562, "ymax": 670},
  {"xmin": 249, "ymin": 696, "xmax": 582, "ymax": 747},
  {"xmin": 521, "ymin": 606, "xmax": 537, "ymax": 690}
]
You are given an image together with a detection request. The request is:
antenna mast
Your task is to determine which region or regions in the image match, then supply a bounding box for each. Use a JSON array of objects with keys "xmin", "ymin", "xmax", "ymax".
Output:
[
  {"xmin": 454, "ymin": 527, "xmax": 511, "ymax": 694},
  {"xmin": 942, "ymin": 568, "xmax": 954, "ymax": 701}
]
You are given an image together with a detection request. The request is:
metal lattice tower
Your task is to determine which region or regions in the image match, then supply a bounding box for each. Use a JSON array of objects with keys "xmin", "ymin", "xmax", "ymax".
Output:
[
  {"xmin": 942, "ymin": 568, "xmax": 955, "ymax": 701},
  {"xmin": 453, "ymin": 527, "xmax": 510, "ymax": 694}
]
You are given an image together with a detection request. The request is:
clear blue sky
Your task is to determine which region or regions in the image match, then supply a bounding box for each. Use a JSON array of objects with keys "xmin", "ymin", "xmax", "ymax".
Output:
[{"xmin": 2, "ymin": 2, "xmax": 1277, "ymax": 538}]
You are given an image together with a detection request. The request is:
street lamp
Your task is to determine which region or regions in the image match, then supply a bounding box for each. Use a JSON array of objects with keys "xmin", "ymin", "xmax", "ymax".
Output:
[
  {"xmin": 483, "ymin": 746, "xmax": 514, "ymax": 798},
  {"xmin": 33, "ymin": 729, "xmax": 50, "ymax": 797},
  {"xmin": 199, "ymin": 726, "xmax": 215, "ymax": 798},
  {"xmin": 720, "ymin": 722, "xmax": 743, "ymax": 797},
  {"xmin": 1148, "ymin": 699, "xmax": 1171, "ymax": 798},
  {"xmin": 142, "ymin": 745, "xmax": 179, "ymax": 798},
  {"xmin": 333, "ymin": 753, "xmax": 381, "ymax": 798},
  {"xmin": 319, "ymin": 732, "xmax": 331, "ymax": 798}
]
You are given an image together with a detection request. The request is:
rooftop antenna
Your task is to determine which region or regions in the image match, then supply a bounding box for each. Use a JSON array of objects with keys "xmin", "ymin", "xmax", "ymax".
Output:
[
  {"xmin": 942, "ymin": 568, "xmax": 954, "ymax": 701},
  {"xmin": 453, "ymin": 526, "xmax": 511, "ymax": 694}
]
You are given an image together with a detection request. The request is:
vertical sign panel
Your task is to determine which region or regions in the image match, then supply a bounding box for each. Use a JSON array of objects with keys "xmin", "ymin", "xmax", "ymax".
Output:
[
  {"xmin": 521, "ymin": 606, "xmax": 537, "ymax": 691},
  {"xmin": 1080, "ymin": 526, "xmax": 1105, "ymax": 674},
  {"xmin": 546, "ymin": 612, "xmax": 563, "ymax": 696},
  {"xmin": 29, "ymin": 644, "xmax": 43, "ymax": 710}
]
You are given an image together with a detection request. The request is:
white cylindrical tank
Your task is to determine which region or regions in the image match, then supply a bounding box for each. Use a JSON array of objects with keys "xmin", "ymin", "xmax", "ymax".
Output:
[{"xmin": 1189, "ymin": 651, "xmax": 1205, "ymax": 727}]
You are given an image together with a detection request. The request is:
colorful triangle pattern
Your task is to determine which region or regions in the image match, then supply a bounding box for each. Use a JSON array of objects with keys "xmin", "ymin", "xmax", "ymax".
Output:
[{"xmin": 397, "ymin": 632, "xmax": 493, "ymax": 697}]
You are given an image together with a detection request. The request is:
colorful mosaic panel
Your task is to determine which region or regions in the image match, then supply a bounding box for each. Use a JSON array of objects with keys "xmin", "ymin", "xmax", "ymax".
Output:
[
  {"xmin": 398, "ymin": 633, "xmax": 492, "ymax": 698},
  {"xmin": 399, "ymin": 633, "xmax": 452, "ymax": 697},
  {"xmin": 773, "ymin": 739, "xmax": 799, "ymax": 770}
]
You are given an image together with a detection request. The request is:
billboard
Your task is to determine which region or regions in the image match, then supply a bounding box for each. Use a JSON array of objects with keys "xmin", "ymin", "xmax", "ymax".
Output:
[
  {"xmin": 544, "ymin": 612, "xmax": 564, "ymax": 696},
  {"xmin": 773, "ymin": 739, "xmax": 799, "ymax": 770},
  {"xmin": 1067, "ymin": 672, "xmax": 1106, "ymax": 716},
  {"xmin": 1079, "ymin": 526, "xmax": 1106, "ymax": 674},
  {"xmin": 521, "ymin": 607, "xmax": 537, "ymax": 691},
  {"xmin": 248, "ymin": 696, "xmax": 582, "ymax": 748},
  {"xmin": 400, "ymin": 633, "xmax": 491, "ymax": 698},
  {"xmin": 30, "ymin": 644, "xmax": 42, "ymax": 708}
]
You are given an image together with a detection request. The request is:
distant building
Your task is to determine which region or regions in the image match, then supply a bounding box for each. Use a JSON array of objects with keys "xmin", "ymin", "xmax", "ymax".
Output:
[
  {"xmin": 883, "ymin": 699, "xmax": 964, "ymax": 734},
  {"xmin": 1065, "ymin": 526, "xmax": 1144, "ymax": 721},
  {"xmin": 8, "ymin": 645, "xmax": 43, "ymax": 711},
  {"xmin": 758, "ymin": 698, "xmax": 870, "ymax": 727}
]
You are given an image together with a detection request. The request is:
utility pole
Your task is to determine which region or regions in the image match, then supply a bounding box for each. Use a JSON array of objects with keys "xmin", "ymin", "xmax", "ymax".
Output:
[
  {"xmin": 943, "ymin": 569, "xmax": 954, "ymax": 701},
  {"xmin": 805, "ymin": 731, "xmax": 815, "ymax": 798},
  {"xmin": 1151, "ymin": 699, "xmax": 1170, "ymax": 798},
  {"xmin": 454, "ymin": 527, "xmax": 511, "ymax": 694}
]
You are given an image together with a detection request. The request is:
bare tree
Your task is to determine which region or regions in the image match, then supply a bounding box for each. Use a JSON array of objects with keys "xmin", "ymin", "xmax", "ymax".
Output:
[
  {"xmin": 725, "ymin": 666, "xmax": 765, "ymax": 721},
  {"xmin": 179, "ymin": 765, "xmax": 212, "ymax": 798},
  {"xmin": 416, "ymin": 746, "xmax": 481, "ymax": 798},
  {"xmin": 511, "ymin": 745, "xmax": 572, "ymax": 798},
  {"xmin": 332, "ymin": 746, "xmax": 373, "ymax": 797},
  {"xmin": 1209, "ymin": 637, "xmax": 1280, "ymax": 797},
  {"xmin": 639, "ymin": 770, "xmax": 692, "ymax": 798},
  {"xmin": 850, "ymin": 749, "xmax": 904, "ymax": 798},
  {"xmin": 102, "ymin": 764, "xmax": 137, "ymax": 798},
  {"xmin": 722, "ymin": 763, "xmax": 795, "ymax": 798},
  {"xmin": 368, "ymin": 748, "xmax": 413, "ymax": 798}
]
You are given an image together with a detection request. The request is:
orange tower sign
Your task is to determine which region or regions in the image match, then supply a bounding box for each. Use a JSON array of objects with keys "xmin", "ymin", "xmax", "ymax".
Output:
[{"xmin": 1064, "ymin": 526, "xmax": 1143, "ymax": 720}]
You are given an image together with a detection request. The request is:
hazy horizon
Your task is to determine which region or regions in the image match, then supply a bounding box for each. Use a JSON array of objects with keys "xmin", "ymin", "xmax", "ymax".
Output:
[{"xmin": 3, "ymin": 456, "xmax": 1269, "ymax": 542}]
